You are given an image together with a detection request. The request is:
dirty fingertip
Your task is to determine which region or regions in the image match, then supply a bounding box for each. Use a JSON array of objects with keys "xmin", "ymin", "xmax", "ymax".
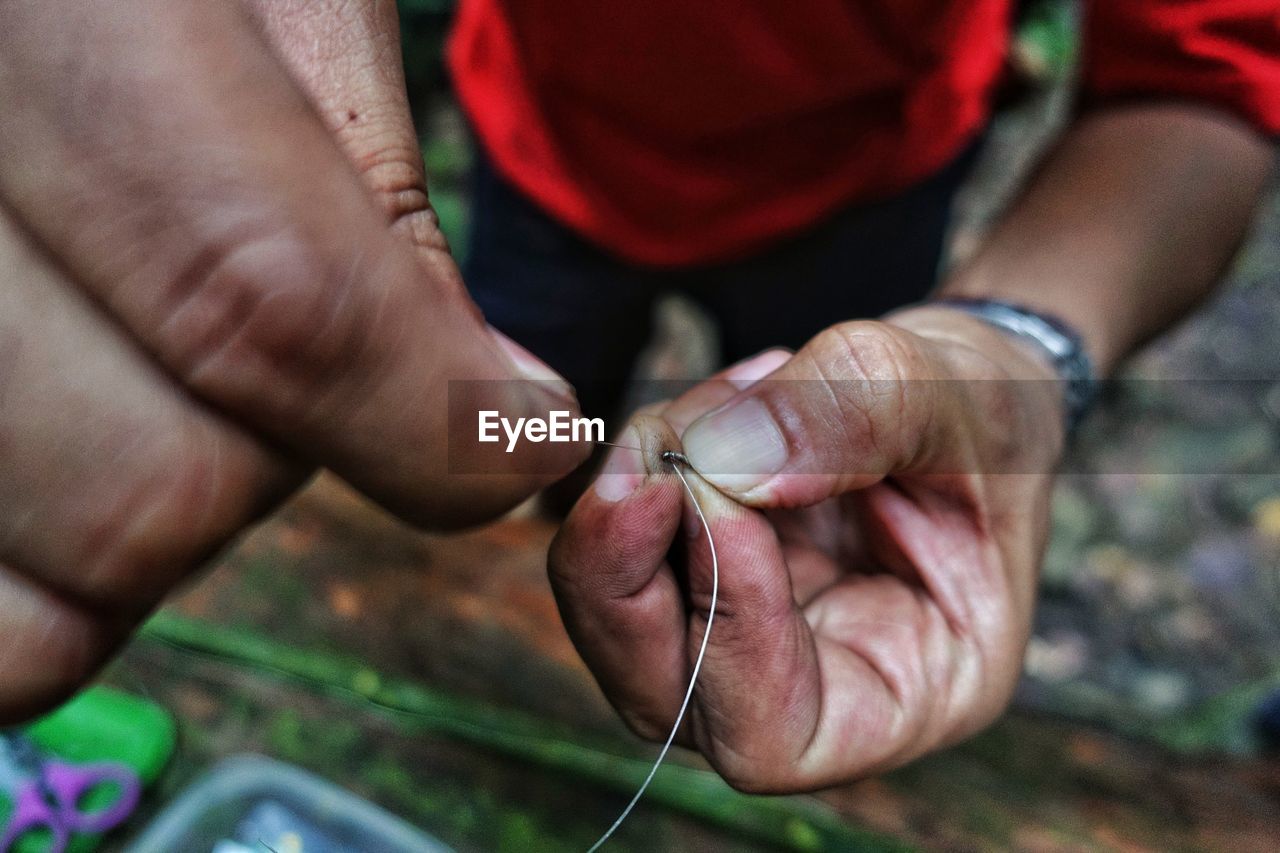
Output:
[
  {"xmin": 595, "ymin": 425, "xmax": 647, "ymax": 502},
  {"xmin": 592, "ymin": 416, "xmax": 682, "ymax": 503},
  {"xmin": 632, "ymin": 414, "xmax": 683, "ymax": 474}
]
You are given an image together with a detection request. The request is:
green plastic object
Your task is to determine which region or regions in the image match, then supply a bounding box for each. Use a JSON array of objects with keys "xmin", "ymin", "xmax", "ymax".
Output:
[{"xmin": 2, "ymin": 686, "xmax": 176, "ymax": 853}]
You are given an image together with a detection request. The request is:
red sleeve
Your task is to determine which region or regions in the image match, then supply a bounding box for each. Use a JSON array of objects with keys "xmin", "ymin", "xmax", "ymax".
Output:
[{"xmin": 1083, "ymin": 1, "xmax": 1280, "ymax": 135}]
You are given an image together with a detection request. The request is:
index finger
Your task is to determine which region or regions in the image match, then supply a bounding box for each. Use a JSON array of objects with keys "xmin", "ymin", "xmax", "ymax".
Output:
[{"xmin": 549, "ymin": 417, "xmax": 689, "ymax": 738}]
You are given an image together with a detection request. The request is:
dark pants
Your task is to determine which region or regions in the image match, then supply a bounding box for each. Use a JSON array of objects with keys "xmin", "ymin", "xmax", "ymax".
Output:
[{"xmin": 464, "ymin": 143, "xmax": 979, "ymax": 423}]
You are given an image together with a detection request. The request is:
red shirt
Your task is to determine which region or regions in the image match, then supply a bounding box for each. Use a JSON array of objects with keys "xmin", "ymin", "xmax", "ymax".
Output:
[{"xmin": 448, "ymin": 1, "xmax": 1279, "ymax": 267}]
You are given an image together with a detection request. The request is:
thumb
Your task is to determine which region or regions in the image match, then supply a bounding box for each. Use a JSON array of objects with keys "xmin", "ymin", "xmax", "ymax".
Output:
[{"xmin": 680, "ymin": 321, "xmax": 965, "ymax": 508}]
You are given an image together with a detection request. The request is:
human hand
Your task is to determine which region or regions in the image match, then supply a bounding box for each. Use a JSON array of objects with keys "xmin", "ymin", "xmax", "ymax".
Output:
[
  {"xmin": 0, "ymin": 0, "xmax": 585, "ymax": 719},
  {"xmin": 550, "ymin": 308, "xmax": 1064, "ymax": 790}
]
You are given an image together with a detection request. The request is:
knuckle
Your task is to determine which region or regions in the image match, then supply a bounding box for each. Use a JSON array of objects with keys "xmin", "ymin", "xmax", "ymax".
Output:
[
  {"xmin": 716, "ymin": 767, "xmax": 781, "ymax": 795},
  {"xmin": 694, "ymin": 689, "xmax": 812, "ymax": 794},
  {"xmin": 359, "ymin": 144, "xmax": 428, "ymax": 215},
  {"xmin": 939, "ymin": 619, "xmax": 1024, "ymax": 747},
  {"xmin": 816, "ymin": 321, "xmax": 924, "ymax": 384},
  {"xmin": 617, "ymin": 708, "xmax": 667, "ymax": 743},
  {"xmin": 73, "ymin": 422, "xmax": 274, "ymax": 608},
  {"xmin": 158, "ymin": 229, "xmax": 373, "ymax": 424},
  {"xmin": 353, "ymin": 137, "xmax": 449, "ymax": 254},
  {"xmin": 803, "ymin": 322, "xmax": 924, "ymax": 462},
  {"xmin": 703, "ymin": 736, "xmax": 791, "ymax": 794}
]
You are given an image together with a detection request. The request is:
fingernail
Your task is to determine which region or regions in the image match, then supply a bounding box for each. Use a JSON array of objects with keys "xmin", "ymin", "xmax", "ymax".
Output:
[
  {"xmin": 488, "ymin": 325, "xmax": 576, "ymax": 401},
  {"xmin": 683, "ymin": 397, "xmax": 787, "ymax": 493},
  {"xmin": 594, "ymin": 427, "xmax": 646, "ymax": 502},
  {"xmin": 724, "ymin": 349, "xmax": 791, "ymax": 389}
]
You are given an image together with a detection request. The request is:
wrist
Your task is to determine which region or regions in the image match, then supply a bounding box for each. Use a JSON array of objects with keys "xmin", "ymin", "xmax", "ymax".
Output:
[
  {"xmin": 886, "ymin": 304, "xmax": 1059, "ymax": 382},
  {"xmin": 938, "ymin": 270, "xmax": 1124, "ymax": 375},
  {"xmin": 886, "ymin": 305, "xmax": 1070, "ymax": 459},
  {"xmin": 893, "ymin": 298, "xmax": 1098, "ymax": 436}
]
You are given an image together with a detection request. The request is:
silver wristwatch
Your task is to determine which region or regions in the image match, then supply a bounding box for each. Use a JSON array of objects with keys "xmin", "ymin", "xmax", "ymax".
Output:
[{"xmin": 934, "ymin": 297, "xmax": 1099, "ymax": 435}]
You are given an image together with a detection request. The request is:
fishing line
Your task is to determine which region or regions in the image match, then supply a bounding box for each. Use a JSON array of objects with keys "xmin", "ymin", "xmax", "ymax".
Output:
[
  {"xmin": 587, "ymin": 448, "xmax": 719, "ymax": 852},
  {"xmin": 594, "ymin": 440, "xmax": 644, "ymax": 453}
]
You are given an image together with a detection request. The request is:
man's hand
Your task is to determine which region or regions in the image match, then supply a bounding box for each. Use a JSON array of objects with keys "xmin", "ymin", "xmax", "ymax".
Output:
[
  {"xmin": 550, "ymin": 308, "xmax": 1063, "ymax": 791},
  {"xmin": 0, "ymin": 0, "xmax": 585, "ymax": 719}
]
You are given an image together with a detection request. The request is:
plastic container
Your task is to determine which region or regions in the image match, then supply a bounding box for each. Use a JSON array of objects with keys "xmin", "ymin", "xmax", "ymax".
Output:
[{"xmin": 125, "ymin": 754, "xmax": 452, "ymax": 853}]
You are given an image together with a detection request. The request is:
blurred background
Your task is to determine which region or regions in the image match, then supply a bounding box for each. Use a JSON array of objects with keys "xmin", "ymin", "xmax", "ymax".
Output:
[{"xmin": 86, "ymin": 1, "xmax": 1280, "ymax": 850}]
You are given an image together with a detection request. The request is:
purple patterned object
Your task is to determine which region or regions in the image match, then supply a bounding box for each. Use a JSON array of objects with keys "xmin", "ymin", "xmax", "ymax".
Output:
[{"xmin": 0, "ymin": 733, "xmax": 141, "ymax": 853}]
